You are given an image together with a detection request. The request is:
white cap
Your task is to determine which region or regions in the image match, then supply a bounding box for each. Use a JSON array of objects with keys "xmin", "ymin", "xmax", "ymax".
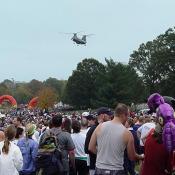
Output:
[
  {"xmin": 82, "ymin": 112, "xmax": 89, "ymax": 117},
  {"xmin": 0, "ymin": 113, "xmax": 5, "ymax": 118}
]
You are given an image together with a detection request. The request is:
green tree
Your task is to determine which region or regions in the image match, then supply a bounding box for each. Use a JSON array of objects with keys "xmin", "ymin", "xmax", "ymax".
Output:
[
  {"xmin": 14, "ymin": 84, "xmax": 32, "ymax": 104},
  {"xmin": 44, "ymin": 78, "xmax": 67, "ymax": 100},
  {"xmin": 1, "ymin": 79, "xmax": 15, "ymax": 96},
  {"xmin": 129, "ymin": 27, "xmax": 175, "ymax": 94},
  {"xmin": 65, "ymin": 58, "xmax": 105, "ymax": 109},
  {"xmin": 93, "ymin": 59, "xmax": 145, "ymax": 107},
  {"xmin": 159, "ymin": 70, "xmax": 175, "ymax": 97},
  {"xmin": 0, "ymin": 83, "xmax": 11, "ymax": 96},
  {"xmin": 27, "ymin": 79, "xmax": 43, "ymax": 96},
  {"xmin": 2, "ymin": 79, "xmax": 14, "ymax": 89}
]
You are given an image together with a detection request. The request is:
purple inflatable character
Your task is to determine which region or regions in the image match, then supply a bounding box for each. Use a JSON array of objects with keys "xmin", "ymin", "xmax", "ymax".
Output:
[
  {"xmin": 148, "ymin": 93, "xmax": 175, "ymax": 152},
  {"xmin": 156, "ymin": 103, "xmax": 175, "ymax": 152},
  {"xmin": 147, "ymin": 93, "xmax": 165, "ymax": 113}
]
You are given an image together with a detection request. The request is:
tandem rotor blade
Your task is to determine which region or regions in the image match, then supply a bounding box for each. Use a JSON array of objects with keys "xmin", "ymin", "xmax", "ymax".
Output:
[{"xmin": 59, "ymin": 31, "xmax": 84, "ymax": 35}]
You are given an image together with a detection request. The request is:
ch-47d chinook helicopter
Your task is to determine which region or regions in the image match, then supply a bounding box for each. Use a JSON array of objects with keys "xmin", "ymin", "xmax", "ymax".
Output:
[{"xmin": 61, "ymin": 32, "xmax": 94, "ymax": 45}]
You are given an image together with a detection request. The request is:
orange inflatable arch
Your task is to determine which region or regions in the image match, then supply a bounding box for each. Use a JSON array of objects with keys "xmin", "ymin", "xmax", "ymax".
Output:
[
  {"xmin": 28, "ymin": 97, "xmax": 38, "ymax": 108},
  {"xmin": 0, "ymin": 95, "xmax": 17, "ymax": 108}
]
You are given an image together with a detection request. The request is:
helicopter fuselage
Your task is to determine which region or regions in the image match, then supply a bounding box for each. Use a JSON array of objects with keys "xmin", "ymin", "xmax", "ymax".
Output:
[{"xmin": 71, "ymin": 35, "xmax": 86, "ymax": 45}]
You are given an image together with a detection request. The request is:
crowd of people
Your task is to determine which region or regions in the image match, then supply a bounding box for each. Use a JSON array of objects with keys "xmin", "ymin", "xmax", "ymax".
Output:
[{"xmin": 0, "ymin": 93, "xmax": 175, "ymax": 175}]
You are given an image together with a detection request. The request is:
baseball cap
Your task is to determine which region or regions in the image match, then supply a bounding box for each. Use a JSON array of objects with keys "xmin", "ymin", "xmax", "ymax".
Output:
[
  {"xmin": 82, "ymin": 112, "xmax": 90, "ymax": 117},
  {"xmin": 97, "ymin": 107, "xmax": 113, "ymax": 116},
  {"xmin": 86, "ymin": 114, "xmax": 96, "ymax": 120}
]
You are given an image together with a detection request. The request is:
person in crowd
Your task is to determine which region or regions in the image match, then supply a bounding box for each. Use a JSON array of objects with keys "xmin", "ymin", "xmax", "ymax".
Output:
[
  {"xmin": 82, "ymin": 112, "xmax": 90, "ymax": 119},
  {"xmin": 71, "ymin": 120, "xmax": 89, "ymax": 175},
  {"xmin": 29, "ymin": 121, "xmax": 40, "ymax": 143},
  {"xmin": 80, "ymin": 118, "xmax": 88, "ymax": 135},
  {"xmin": 62, "ymin": 118, "xmax": 72, "ymax": 133},
  {"xmin": 38, "ymin": 120, "xmax": 51, "ymax": 142},
  {"xmin": 137, "ymin": 115, "xmax": 155, "ymax": 153},
  {"xmin": 37, "ymin": 123, "xmax": 43, "ymax": 136},
  {"xmin": 85, "ymin": 107, "xmax": 113, "ymax": 175},
  {"xmin": 17, "ymin": 123, "xmax": 38, "ymax": 175},
  {"xmin": 141, "ymin": 103, "xmax": 172, "ymax": 175},
  {"xmin": 39, "ymin": 115, "xmax": 75, "ymax": 175},
  {"xmin": 0, "ymin": 125, "xmax": 23, "ymax": 175},
  {"xmin": 40, "ymin": 120, "xmax": 49, "ymax": 136},
  {"xmin": 86, "ymin": 114, "xmax": 96, "ymax": 128},
  {"xmin": 32, "ymin": 128, "xmax": 40, "ymax": 143},
  {"xmin": 13, "ymin": 117, "xmax": 24, "ymax": 129},
  {"xmin": 133, "ymin": 116, "xmax": 144, "ymax": 132},
  {"xmin": 89, "ymin": 103, "xmax": 144, "ymax": 175},
  {"xmin": 13, "ymin": 127, "xmax": 24, "ymax": 145},
  {"xmin": 124, "ymin": 117, "xmax": 140, "ymax": 175}
]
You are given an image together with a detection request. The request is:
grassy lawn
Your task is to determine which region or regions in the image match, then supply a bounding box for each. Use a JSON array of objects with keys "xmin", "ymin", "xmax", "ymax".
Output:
[{"xmin": 135, "ymin": 164, "xmax": 140, "ymax": 171}]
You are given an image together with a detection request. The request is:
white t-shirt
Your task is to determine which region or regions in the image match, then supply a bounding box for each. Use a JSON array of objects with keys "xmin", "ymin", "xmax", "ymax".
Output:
[
  {"xmin": 80, "ymin": 128, "xmax": 89, "ymax": 136},
  {"xmin": 32, "ymin": 130, "xmax": 40, "ymax": 143},
  {"xmin": 71, "ymin": 131, "xmax": 87, "ymax": 159},
  {"xmin": 12, "ymin": 139, "xmax": 19, "ymax": 145},
  {"xmin": 137, "ymin": 122, "xmax": 155, "ymax": 146},
  {"xmin": 0, "ymin": 141, "xmax": 23, "ymax": 175}
]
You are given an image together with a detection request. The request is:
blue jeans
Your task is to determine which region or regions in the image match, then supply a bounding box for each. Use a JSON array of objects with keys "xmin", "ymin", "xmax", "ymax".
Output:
[
  {"xmin": 95, "ymin": 168, "xmax": 126, "ymax": 175},
  {"xmin": 19, "ymin": 172, "xmax": 36, "ymax": 175}
]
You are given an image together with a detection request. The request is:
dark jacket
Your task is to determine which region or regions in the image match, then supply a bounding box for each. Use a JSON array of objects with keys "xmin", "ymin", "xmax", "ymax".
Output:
[{"xmin": 84, "ymin": 125, "xmax": 97, "ymax": 170}]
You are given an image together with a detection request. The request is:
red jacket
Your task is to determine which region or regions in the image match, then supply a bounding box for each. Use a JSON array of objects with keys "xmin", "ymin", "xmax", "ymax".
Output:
[{"xmin": 141, "ymin": 129, "xmax": 171, "ymax": 175}]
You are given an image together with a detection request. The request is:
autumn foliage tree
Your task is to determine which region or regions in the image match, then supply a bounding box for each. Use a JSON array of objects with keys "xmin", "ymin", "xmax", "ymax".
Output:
[{"xmin": 37, "ymin": 87, "xmax": 58, "ymax": 110}]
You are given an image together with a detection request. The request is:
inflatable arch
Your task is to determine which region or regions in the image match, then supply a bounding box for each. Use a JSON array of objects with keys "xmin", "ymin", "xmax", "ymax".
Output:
[
  {"xmin": 28, "ymin": 97, "xmax": 38, "ymax": 108},
  {"xmin": 0, "ymin": 95, "xmax": 17, "ymax": 108}
]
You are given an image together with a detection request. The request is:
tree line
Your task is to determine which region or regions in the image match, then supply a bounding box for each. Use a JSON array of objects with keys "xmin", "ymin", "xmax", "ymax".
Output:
[
  {"xmin": 0, "ymin": 27, "xmax": 175, "ymax": 109},
  {"xmin": 0, "ymin": 78, "xmax": 67, "ymax": 107}
]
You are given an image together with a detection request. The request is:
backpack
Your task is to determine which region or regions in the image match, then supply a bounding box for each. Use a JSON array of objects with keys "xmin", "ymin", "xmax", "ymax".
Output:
[{"xmin": 36, "ymin": 130, "xmax": 64, "ymax": 175}]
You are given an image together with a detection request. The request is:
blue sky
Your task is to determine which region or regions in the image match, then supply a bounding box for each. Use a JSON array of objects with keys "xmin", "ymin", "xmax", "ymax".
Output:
[{"xmin": 0, "ymin": 0, "xmax": 175, "ymax": 82}]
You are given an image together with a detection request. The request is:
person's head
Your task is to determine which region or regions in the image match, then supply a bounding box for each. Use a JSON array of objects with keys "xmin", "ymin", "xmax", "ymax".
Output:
[
  {"xmin": 81, "ymin": 118, "xmax": 88, "ymax": 128},
  {"xmin": 38, "ymin": 123, "xmax": 43, "ymax": 130},
  {"xmin": 3, "ymin": 125, "xmax": 17, "ymax": 154},
  {"xmin": 144, "ymin": 115, "xmax": 151, "ymax": 123},
  {"xmin": 138, "ymin": 116, "xmax": 145, "ymax": 124},
  {"xmin": 0, "ymin": 131, "xmax": 5, "ymax": 142},
  {"xmin": 62, "ymin": 118, "xmax": 71, "ymax": 133},
  {"xmin": 26, "ymin": 123, "xmax": 36, "ymax": 138},
  {"xmin": 125, "ymin": 117, "xmax": 134, "ymax": 128},
  {"xmin": 51, "ymin": 114, "xmax": 62, "ymax": 128},
  {"xmin": 96, "ymin": 107, "xmax": 113, "ymax": 123},
  {"xmin": 86, "ymin": 114, "xmax": 96, "ymax": 127},
  {"xmin": 15, "ymin": 127, "xmax": 24, "ymax": 139},
  {"xmin": 72, "ymin": 120, "xmax": 81, "ymax": 133},
  {"xmin": 82, "ymin": 112, "xmax": 89, "ymax": 118},
  {"xmin": 13, "ymin": 117, "xmax": 22, "ymax": 127},
  {"xmin": 114, "ymin": 103, "xmax": 129, "ymax": 124},
  {"xmin": 133, "ymin": 115, "xmax": 139, "ymax": 124}
]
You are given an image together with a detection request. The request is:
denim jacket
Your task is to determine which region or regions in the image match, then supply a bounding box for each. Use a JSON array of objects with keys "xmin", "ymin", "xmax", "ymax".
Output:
[{"xmin": 17, "ymin": 138, "xmax": 38, "ymax": 174}]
